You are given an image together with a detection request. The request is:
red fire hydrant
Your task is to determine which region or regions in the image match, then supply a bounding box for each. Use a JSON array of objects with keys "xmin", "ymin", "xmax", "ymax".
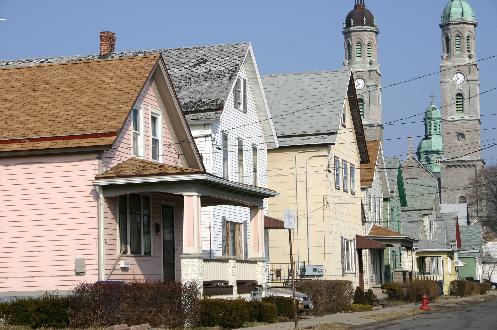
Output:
[{"xmin": 420, "ymin": 294, "xmax": 431, "ymax": 311}]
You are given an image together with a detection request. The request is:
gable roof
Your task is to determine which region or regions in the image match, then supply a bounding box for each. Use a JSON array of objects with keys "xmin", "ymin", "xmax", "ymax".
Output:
[
  {"xmin": 262, "ymin": 69, "xmax": 368, "ymax": 162},
  {"xmin": 361, "ymin": 140, "xmax": 381, "ymax": 188},
  {"xmin": 0, "ymin": 55, "xmax": 159, "ymax": 152},
  {"xmin": 368, "ymin": 225, "xmax": 402, "ymax": 237},
  {"xmin": 161, "ymin": 43, "xmax": 249, "ymax": 113}
]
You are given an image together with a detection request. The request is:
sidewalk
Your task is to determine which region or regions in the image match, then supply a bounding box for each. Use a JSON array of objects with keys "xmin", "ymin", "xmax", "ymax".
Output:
[{"xmin": 241, "ymin": 291, "xmax": 497, "ymax": 330}]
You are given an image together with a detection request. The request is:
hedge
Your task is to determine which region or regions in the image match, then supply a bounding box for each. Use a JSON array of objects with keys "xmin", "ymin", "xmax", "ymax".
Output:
[
  {"xmin": 349, "ymin": 304, "xmax": 374, "ymax": 312},
  {"xmin": 199, "ymin": 299, "xmax": 276, "ymax": 328},
  {"xmin": 262, "ymin": 296, "xmax": 294, "ymax": 319},
  {"xmin": 382, "ymin": 280, "xmax": 441, "ymax": 302},
  {"xmin": 449, "ymin": 280, "xmax": 485, "ymax": 297},
  {"xmin": 296, "ymin": 280, "xmax": 354, "ymax": 315}
]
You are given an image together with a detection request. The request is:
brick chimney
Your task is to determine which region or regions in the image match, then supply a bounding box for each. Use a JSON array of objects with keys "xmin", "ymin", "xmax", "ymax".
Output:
[{"xmin": 99, "ymin": 31, "xmax": 116, "ymax": 58}]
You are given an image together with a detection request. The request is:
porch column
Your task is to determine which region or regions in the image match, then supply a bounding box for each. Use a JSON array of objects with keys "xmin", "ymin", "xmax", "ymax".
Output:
[
  {"xmin": 250, "ymin": 207, "xmax": 266, "ymax": 286},
  {"xmin": 181, "ymin": 193, "xmax": 203, "ymax": 292},
  {"xmin": 97, "ymin": 186, "xmax": 105, "ymax": 281},
  {"xmin": 357, "ymin": 249, "xmax": 364, "ymax": 290}
]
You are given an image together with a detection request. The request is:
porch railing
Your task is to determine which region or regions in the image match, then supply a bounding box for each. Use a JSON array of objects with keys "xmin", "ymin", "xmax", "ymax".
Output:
[
  {"xmin": 413, "ymin": 274, "xmax": 444, "ymax": 282},
  {"xmin": 203, "ymin": 259, "xmax": 258, "ymax": 282}
]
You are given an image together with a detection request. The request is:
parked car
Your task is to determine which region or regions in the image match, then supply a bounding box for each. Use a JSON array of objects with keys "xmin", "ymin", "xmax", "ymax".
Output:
[{"xmin": 265, "ymin": 288, "xmax": 314, "ymax": 311}]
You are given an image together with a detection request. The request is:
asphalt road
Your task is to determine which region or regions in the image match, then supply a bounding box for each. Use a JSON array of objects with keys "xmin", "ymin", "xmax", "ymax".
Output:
[{"xmin": 361, "ymin": 298, "xmax": 497, "ymax": 330}]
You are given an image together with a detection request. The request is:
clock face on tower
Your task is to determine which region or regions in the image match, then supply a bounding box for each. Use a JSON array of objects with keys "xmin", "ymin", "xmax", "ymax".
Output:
[
  {"xmin": 355, "ymin": 78, "xmax": 365, "ymax": 90},
  {"xmin": 452, "ymin": 72, "xmax": 466, "ymax": 85}
]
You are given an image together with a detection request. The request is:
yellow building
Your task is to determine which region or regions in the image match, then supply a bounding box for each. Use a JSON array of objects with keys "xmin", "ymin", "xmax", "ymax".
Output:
[{"xmin": 262, "ymin": 69, "xmax": 370, "ymax": 287}]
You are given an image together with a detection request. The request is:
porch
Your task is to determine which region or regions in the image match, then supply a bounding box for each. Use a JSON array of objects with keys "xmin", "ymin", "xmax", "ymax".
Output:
[
  {"xmin": 414, "ymin": 250, "xmax": 458, "ymax": 294},
  {"xmin": 93, "ymin": 159, "xmax": 276, "ymax": 296}
]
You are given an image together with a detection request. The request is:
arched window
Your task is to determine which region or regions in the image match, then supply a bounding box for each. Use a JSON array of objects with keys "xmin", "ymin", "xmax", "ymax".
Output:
[
  {"xmin": 458, "ymin": 196, "xmax": 467, "ymax": 204},
  {"xmin": 347, "ymin": 42, "xmax": 352, "ymax": 61},
  {"xmin": 466, "ymin": 35, "xmax": 472, "ymax": 53},
  {"xmin": 455, "ymin": 35, "xmax": 462, "ymax": 53},
  {"xmin": 358, "ymin": 98, "xmax": 365, "ymax": 118},
  {"xmin": 367, "ymin": 42, "xmax": 373, "ymax": 59},
  {"xmin": 456, "ymin": 93, "xmax": 464, "ymax": 113},
  {"xmin": 445, "ymin": 35, "xmax": 451, "ymax": 55},
  {"xmin": 356, "ymin": 42, "xmax": 363, "ymax": 58}
]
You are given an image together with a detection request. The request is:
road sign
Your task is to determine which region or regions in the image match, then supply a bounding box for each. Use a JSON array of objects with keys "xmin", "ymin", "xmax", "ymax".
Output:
[{"xmin": 284, "ymin": 209, "xmax": 296, "ymax": 229}]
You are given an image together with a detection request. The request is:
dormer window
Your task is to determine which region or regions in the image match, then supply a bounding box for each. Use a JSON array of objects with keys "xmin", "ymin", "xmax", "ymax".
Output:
[
  {"xmin": 233, "ymin": 77, "xmax": 248, "ymax": 113},
  {"xmin": 132, "ymin": 108, "xmax": 143, "ymax": 157}
]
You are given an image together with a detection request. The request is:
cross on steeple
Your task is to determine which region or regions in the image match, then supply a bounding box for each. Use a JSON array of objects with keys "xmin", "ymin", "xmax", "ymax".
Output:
[
  {"xmin": 430, "ymin": 92, "xmax": 436, "ymax": 105},
  {"xmin": 355, "ymin": 0, "xmax": 365, "ymax": 6},
  {"xmin": 407, "ymin": 137, "xmax": 415, "ymax": 157}
]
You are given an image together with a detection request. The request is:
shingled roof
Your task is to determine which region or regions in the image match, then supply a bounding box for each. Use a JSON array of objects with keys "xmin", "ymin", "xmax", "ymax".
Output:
[
  {"xmin": 361, "ymin": 140, "xmax": 381, "ymax": 188},
  {"xmin": 0, "ymin": 55, "xmax": 159, "ymax": 152}
]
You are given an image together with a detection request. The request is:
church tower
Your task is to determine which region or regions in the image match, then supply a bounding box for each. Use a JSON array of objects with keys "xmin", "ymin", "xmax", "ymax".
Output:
[
  {"xmin": 417, "ymin": 100, "xmax": 443, "ymax": 174},
  {"xmin": 439, "ymin": 0, "xmax": 484, "ymax": 212},
  {"xmin": 343, "ymin": 0, "xmax": 383, "ymax": 141}
]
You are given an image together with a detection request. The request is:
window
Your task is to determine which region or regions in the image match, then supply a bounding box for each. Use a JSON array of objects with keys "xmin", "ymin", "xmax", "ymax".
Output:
[
  {"xmin": 252, "ymin": 145, "xmax": 258, "ymax": 186},
  {"xmin": 459, "ymin": 196, "xmax": 467, "ymax": 204},
  {"xmin": 233, "ymin": 77, "xmax": 248, "ymax": 112},
  {"xmin": 237, "ymin": 139, "xmax": 244, "ymax": 183},
  {"xmin": 151, "ymin": 113, "xmax": 161, "ymax": 161},
  {"xmin": 350, "ymin": 164, "xmax": 356, "ymax": 194},
  {"xmin": 466, "ymin": 35, "xmax": 472, "ymax": 53},
  {"xmin": 358, "ymin": 98, "xmax": 365, "ymax": 118},
  {"xmin": 372, "ymin": 197, "xmax": 377, "ymax": 223},
  {"xmin": 334, "ymin": 157, "xmax": 340, "ymax": 189},
  {"xmin": 222, "ymin": 218, "xmax": 243, "ymax": 257},
  {"xmin": 342, "ymin": 238, "xmax": 356, "ymax": 273},
  {"xmin": 132, "ymin": 108, "xmax": 142, "ymax": 157},
  {"xmin": 341, "ymin": 106, "xmax": 346, "ymax": 127},
  {"xmin": 118, "ymin": 194, "xmax": 151, "ymax": 255},
  {"xmin": 347, "ymin": 42, "xmax": 352, "ymax": 61},
  {"xmin": 445, "ymin": 35, "xmax": 451, "ymax": 55},
  {"xmin": 355, "ymin": 41, "xmax": 363, "ymax": 58},
  {"xmin": 429, "ymin": 218, "xmax": 436, "ymax": 240},
  {"xmin": 342, "ymin": 160, "xmax": 348, "ymax": 192},
  {"xmin": 456, "ymin": 132, "xmax": 466, "ymax": 141},
  {"xmin": 456, "ymin": 93, "xmax": 464, "ymax": 113},
  {"xmin": 222, "ymin": 133, "xmax": 229, "ymax": 179},
  {"xmin": 455, "ymin": 35, "xmax": 462, "ymax": 53},
  {"xmin": 367, "ymin": 42, "xmax": 372, "ymax": 59}
]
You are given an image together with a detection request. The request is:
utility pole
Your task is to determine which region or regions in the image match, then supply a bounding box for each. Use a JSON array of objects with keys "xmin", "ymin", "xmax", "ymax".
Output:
[{"xmin": 288, "ymin": 229, "xmax": 297, "ymax": 329}]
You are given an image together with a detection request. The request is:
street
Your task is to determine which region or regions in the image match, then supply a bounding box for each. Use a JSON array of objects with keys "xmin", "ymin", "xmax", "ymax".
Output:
[{"xmin": 362, "ymin": 297, "xmax": 497, "ymax": 330}]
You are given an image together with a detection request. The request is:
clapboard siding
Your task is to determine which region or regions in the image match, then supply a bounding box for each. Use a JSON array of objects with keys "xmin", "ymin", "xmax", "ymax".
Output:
[
  {"xmin": 104, "ymin": 193, "xmax": 183, "ymax": 282},
  {"xmin": 0, "ymin": 154, "xmax": 99, "ymax": 293},
  {"xmin": 102, "ymin": 81, "xmax": 187, "ymax": 171}
]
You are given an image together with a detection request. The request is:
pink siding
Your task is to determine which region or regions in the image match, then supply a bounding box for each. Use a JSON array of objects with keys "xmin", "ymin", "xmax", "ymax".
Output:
[
  {"xmin": 102, "ymin": 81, "xmax": 187, "ymax": 170},
  {"xmin": 0, "ymin": 154, "xmax": 100, "ymax": 293},
  {"xmin": 104, "ymin": 193, "xmax": 183, "ymax": 282}
]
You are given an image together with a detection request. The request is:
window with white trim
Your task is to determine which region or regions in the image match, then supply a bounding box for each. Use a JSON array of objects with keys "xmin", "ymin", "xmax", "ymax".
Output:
[
  {"xmin": 342, "ymin": 238, "xmax": 356, "ymax": 273},
  {"xmin": 151, "ymin": 113, "xmax": 161, "ymax": 161},
  {"xmin": 222, "ymin": 218, "xmax": 243, "ymax": 257},
  {"xmin": 334, "ymin": 157, "xmax": 340, "ymax": 189},
  {"xmin": 234, "ymin": 77, "xmax": 248, "ymax": 113},
  {"xmin": 118, "ymin": 194, "xmax": 151, "ymax": 255},
  {"xmin": 237, "ymin": 138, "xmax": 244, "ymax": 183},
  {"xmin": 222, "ymin": 133, "xmax": 229, "ymax": 179},
  {"xmin": 350, "ymin": 164, "xmax": 356, "ymax": 194},
  {"xmin": 342, "ymin": 160, "xmax": 348, "ymax": 192},
  {"xmin": 252, "ymin": 145, "xmax": 258, "ymax": 186},
  {"xmin": 132, "ymin": 108, "xmax": 142, "ymax": 157}
]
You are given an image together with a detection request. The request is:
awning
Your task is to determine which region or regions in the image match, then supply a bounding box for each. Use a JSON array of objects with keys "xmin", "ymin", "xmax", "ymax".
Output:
[
  {"xmin": 264, "ymin": 216, "xmax": 285, "ymax": 230},
  {"xmin": 356, "ymin": 235, "xmax": 385, "ymax": 250}
]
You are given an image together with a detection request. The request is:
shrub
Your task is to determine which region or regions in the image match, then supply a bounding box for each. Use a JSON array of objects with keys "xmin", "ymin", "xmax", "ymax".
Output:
[
  {"xmin": 481, "ymin": 281, "xmax": 492, "ymax": 295},
  {"xmin": 349, "ymin": 304, "xmax": 374, "ymax": 312},
  {"xmin": 1, "ymin": 294, "xmax": 69, "ymax": 328},
  {"xmin": 381, "ymin": 282, "xmax": 404, "ymax": 300},
  {"xmin": 296, "ymin": 280, "xmax": 354, "ymax": 316},
  {"xmin": 353, "ymin": 287, "xmax": 366, "ymax": 305},
  {"xmin": 69, "ymin": 281, "xmax": 200, "ymax": 328},
  {"xmin": 262, "ymin": 296, "xmax": 294, "ymax": 319},
  {"xmin": 450, "ymin": 280, "xmax": 481, "ymax": 297},
  {"xmin": 365, "ymin": 289, "xmax": 376, "ymax": 305},
  {"xmin": 405, "ymin": 280, "xmax": 441, "ymax": 301},
  {"xmin": 259, "ymin": 301, "xmax": 277, "ymax": 323}
]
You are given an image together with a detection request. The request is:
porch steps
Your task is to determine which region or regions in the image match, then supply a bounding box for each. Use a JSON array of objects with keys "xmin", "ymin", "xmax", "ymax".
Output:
[{"xmin": 371, "ymin": 287, "xmax": 387, "ymax": 300}]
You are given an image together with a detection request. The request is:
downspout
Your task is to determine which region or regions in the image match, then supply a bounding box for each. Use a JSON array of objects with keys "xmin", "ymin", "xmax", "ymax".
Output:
[{"xmin": 97, "ymin": 185, "xmax": 105, "ymax": 281}]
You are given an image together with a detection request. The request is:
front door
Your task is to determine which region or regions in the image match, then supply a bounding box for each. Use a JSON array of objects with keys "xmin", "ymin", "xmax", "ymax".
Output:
[{"xmin": 162, "ymin": 205, "xmax": 175, "ymax": 281}]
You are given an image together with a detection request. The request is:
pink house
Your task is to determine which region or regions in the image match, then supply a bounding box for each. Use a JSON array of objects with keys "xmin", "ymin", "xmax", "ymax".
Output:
[{"xmin": 0, "ymin": 33, "xmax": 276, "ymax": 298}]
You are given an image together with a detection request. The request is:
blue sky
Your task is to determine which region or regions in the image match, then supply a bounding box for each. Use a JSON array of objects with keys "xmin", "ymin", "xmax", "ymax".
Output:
[{"xmin": 1, "ymin": 0, "xmax": 496, "ymax": 163}]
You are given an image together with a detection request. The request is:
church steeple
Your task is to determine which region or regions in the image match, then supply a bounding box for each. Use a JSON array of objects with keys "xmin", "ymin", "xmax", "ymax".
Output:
[
  {"xmin": 417, "ymin": 98, "xmax": 443, "ymax": 174},
  {"xmin": 343, "ymin": 0, "xmax": 383, "ymax": 141}
]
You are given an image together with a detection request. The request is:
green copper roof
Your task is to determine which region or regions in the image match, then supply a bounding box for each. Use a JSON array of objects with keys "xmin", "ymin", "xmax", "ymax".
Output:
[
  {"xmin": 425, "ymin": 103, "xmax": 442, "ymax": 120},
  {"xmin": 442, "ymin": 0, "xmax": 476, "ymax": 24}
]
